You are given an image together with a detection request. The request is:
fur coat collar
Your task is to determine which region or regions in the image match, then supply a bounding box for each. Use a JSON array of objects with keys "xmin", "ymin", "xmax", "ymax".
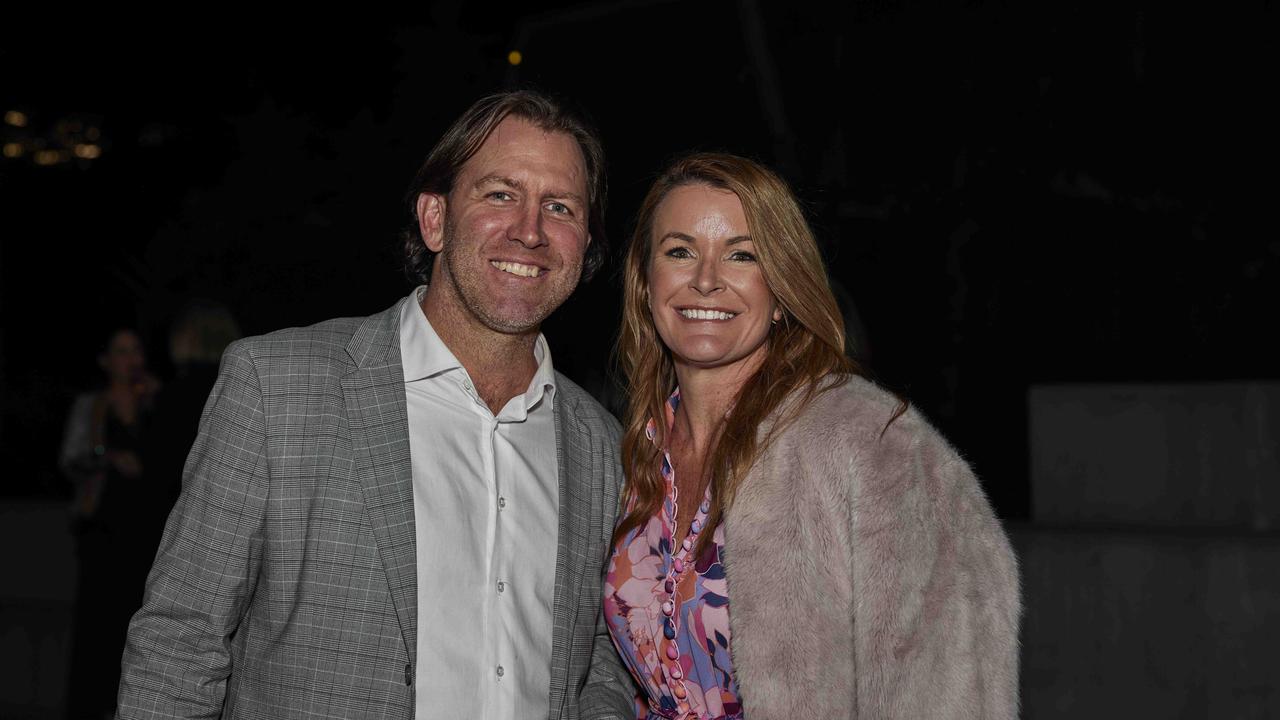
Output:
[{"xmin": 722, "ymin": 376, "xmax": 1020, "ymax": 718}]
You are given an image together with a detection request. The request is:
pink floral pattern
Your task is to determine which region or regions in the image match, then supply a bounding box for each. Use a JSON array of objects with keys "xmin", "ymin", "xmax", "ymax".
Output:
[{"xmin": 604, "ymin": 391, "xmax": 742, "ymax": 719}]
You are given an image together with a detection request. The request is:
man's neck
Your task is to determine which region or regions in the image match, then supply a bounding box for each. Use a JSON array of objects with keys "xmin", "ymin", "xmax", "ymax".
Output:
[{"xmin": 419, "ymin": 292, "xmax": 540, "ymax": 415}]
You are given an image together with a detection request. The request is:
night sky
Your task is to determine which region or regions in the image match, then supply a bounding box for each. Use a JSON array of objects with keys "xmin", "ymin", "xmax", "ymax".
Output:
[{"xmin": 3, "ymin": 2, "xmax": 1276, "ymax": 519}]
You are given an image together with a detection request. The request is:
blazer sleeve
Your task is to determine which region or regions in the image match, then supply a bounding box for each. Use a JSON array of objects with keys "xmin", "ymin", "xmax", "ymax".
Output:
[
  {"xmin": 579, "ymin": 605, "xmax": 638, "ymax": 719},
  {"xmin": 852, "ymin": 412, "xmax": 1021, "ymax": 719},
  {"xmin": 117, "ymin": 341, "xmax": 271, "ymax": 719},
  {"xmin": 579, "ymin": 412, "xmax": 638, "ymax": 719}
]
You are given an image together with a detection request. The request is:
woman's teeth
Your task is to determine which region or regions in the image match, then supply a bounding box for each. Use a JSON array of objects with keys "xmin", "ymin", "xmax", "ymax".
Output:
[{"xmin": 680, "ymin": 309, "xmax": 736, "ymax": 320}]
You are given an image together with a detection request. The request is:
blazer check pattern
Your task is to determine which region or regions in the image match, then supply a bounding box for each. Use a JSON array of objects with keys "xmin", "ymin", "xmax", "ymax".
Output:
[{"xmin": 118, "ymin": 297, "xmax": 635, "ymax": 719}]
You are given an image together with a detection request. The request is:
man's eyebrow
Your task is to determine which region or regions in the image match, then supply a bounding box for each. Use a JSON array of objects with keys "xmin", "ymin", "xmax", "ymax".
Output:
[
  {"xmin": 473, "ymin": 175, "xmax": 586, "ymax": 205},
  {"xmin": 474, "ymin": 175, "xmax": 523, "ymax": 191}
]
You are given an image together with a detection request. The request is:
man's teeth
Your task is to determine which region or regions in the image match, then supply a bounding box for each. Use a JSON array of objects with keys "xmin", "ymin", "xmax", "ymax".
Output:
[
  {"xmin": 492, "ymin": 261, "xmax": 541, "ymax": 278},
  {"xmin": 680, "ymin": 309, "xmax": 736, "ymax": 320}
]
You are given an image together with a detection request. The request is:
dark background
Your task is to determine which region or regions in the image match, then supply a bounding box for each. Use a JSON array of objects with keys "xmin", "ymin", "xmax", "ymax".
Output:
[
  {"xmin": 3, "ymin": 2, "xmax": 1278, "ymax": 717},
  {"xmin": 4, "ymin": 2, "xmax": 1275, "ymax": 517}
]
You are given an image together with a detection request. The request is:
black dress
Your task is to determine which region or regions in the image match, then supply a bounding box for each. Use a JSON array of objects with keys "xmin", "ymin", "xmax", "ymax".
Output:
[{"xmin": 65, "ymin": 404, "xmax": 168, "ymax": 720}]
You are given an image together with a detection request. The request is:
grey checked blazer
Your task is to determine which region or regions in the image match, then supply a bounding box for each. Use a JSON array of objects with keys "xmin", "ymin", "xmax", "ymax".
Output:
[{"xmin": 118, "ymin": 297, "xmax": 635, "ymax": 719}]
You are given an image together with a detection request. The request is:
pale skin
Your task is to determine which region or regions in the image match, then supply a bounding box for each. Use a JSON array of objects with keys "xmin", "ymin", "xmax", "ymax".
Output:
[
  {"xmin": 414, "ymin": 117, "xmax": 592, "ymax": 414},
  {"xmin": 646, "ymin": 185, "xmax": 782, "ymax": 544}
]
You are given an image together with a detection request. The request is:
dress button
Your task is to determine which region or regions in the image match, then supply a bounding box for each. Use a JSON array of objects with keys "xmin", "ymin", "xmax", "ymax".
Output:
[
  {"xmin": 498, "ymin": 496, "xmax": 507, "ymax": 510},
  {"xmin": 497, "ymin": 580, "xmax": 505, "ymax": 593},
  {"xmin": 496, "ymin": 665, "xmax": 504, "ymax": 678}
]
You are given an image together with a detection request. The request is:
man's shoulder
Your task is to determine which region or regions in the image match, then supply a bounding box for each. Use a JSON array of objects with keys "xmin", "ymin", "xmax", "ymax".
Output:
[
  {"xmin": 223, "ymin": 300, "xmax": 402, "ymax": 380},
  {"xmin": 554, "ymin": 372, "xmax": 622, "ymax": 441},
  {"xmin": 232, "ymin": 315, "xmax": 364, "ymax": 361}
]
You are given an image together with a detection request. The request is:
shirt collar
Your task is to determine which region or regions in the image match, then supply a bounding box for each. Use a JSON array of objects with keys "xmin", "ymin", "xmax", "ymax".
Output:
[
  {"xmin": 400, "ymin": 286, "xmax": 463, "ymax": 382},
  {"xmin": 644, "ymin": 388, "xmax": 681, "ymax": 444},
  {"xmin": 399, "ymin": 286, "xmax": 558, "ymax": 418}
]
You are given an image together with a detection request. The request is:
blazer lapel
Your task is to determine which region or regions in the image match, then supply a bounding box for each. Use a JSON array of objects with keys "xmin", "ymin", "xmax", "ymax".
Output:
[
  {"xmin": 340, "ymin": 299, "xmax": 417, "ymax": 665},
  {"xmin": 547, "ymin": 387, "xmax": 598, "ymax": 713}
]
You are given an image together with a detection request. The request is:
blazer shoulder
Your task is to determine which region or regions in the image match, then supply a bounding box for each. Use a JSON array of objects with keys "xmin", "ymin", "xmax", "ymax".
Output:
[
  {"xmin": 231, "ymin": 315, "xmax": 365, "ymax": 362},
  {"xmin": 554, "ymin": 372, "xmax": 623, "ymax": 442}
]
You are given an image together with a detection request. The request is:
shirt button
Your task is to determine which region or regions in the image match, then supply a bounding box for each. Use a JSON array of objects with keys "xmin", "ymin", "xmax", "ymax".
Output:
[
  {"xmin": 497, "ymin": 580, "xmax": 506, "ymax": 593},
  {"xmin": 498, "ymin": 496, "xmax": 506, "ymax": 510},
  {"xmin": 496, "ymin": 665, "xmax": 505, "ymax": 678}
]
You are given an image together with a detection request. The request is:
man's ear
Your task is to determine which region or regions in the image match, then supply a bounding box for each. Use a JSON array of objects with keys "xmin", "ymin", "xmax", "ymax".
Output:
[{"xmin": 416, "ymin": 193, "xmax": 447, "ymax": 253}]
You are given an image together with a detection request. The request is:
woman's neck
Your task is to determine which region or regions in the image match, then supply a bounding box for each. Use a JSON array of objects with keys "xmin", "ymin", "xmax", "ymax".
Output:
[{"xmin": 670, "ymin": 352, "xmax": 764, "ymax": 454}]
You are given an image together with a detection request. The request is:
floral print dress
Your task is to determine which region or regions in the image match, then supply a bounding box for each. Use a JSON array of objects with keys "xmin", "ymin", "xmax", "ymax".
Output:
[{"xmin": 603, "ymin": 391, "xmax": 742, "ymax": 720}]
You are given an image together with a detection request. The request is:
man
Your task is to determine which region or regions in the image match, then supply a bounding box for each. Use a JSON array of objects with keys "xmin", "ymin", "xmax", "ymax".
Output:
[{"xmin": 118, "ymin": 91, "xmax": 635, "ymax": 719}]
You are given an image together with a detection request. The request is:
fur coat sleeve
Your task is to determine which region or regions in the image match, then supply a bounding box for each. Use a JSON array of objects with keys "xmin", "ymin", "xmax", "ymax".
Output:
[{"xmin": 723, "ymin": 376, "xmax": 1020, "ymax": 718}]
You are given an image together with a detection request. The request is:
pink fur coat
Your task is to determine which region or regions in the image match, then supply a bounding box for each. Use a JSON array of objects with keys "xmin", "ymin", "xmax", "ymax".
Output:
[{"xmin": 723, "ymin": 376, "xmax": 1020, "ymax": 718}]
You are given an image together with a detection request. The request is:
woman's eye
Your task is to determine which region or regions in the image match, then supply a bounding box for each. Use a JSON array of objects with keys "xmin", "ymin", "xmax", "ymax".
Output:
[
  {"xmin": 729, "ymin": 251, "xmax": 757, "ymax": 262},
  {"xmin": 665, "ymin": 247, "xmax": 693, "ymax": 259}
]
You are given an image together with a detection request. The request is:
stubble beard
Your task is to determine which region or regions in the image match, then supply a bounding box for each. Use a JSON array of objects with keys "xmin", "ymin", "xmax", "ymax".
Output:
[{"xmin": 436, "ymin": 217, "xmax": 583, "ymax": 337}]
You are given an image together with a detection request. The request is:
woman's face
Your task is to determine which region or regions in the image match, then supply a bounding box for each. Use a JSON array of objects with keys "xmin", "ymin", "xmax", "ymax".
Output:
[
  {"xmin": 647, "ymin": 184, "xmax": 781, "ymax": 376},
  {"xmin": 99, "ymin": 330, "xmax": 146, "ymax": 384}
]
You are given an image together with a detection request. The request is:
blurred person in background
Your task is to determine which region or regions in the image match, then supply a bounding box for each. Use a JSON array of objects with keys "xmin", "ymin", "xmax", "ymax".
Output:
[
  {"xmin": 58, "ymin": 326, "xmax": 160, "ymax": 720},
  {"xmin": 146, "ymin": 300, "xmax": 242, "ymax": 508}
]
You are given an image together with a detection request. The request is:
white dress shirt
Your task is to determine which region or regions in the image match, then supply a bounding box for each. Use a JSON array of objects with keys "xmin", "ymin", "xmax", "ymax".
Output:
[{"xmin": 399, "ymin": 287, "xmax": 560, "ymax": 718}]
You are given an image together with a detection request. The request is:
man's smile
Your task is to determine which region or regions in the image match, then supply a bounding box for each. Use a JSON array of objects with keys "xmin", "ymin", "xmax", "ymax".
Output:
[{"xmin": 490, "ymin": 260, "xmax": 545, "ymax": 278}]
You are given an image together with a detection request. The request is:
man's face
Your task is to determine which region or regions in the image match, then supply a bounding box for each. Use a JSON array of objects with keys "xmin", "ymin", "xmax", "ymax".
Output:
[{"xmin": 418, "ymin": 116, "xmax": 591, "ymax": 336}]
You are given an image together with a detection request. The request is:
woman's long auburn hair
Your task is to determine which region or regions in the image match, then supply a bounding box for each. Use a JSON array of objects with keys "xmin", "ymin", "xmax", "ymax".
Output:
[{"xmin": 614, "ymin": 153, "xmax": 863, "ymax": 555}]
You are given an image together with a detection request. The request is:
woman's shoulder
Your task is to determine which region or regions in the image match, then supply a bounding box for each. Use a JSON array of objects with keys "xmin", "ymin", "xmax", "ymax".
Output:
[
  {"xmin": 773, "ymin": 374, "xmax": 904, "ymax": 437},
  {"xmin": 769, "ymin": 374, "xmax": 963, "ymax": 470}
]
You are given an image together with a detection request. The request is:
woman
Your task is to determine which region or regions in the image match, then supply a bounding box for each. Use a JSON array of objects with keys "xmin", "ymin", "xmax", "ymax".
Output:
[
  {"xmin": 603, "ymin": 154, "xmax": 1020, "ymax": 718},
  {"xmin": 59, "ymin": 326, "xmax": 162, "ymax": 719}
]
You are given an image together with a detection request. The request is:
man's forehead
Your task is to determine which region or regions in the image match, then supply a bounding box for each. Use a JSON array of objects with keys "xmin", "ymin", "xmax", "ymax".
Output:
[{"xmin": 462, "ymin": 116, "xmax": 587, "ymax": 187}]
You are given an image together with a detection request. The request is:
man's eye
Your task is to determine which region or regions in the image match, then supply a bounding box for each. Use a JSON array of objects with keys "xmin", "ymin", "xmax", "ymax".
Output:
[
  {"xmin": 489, "ymin": 191, "xmax": 514, "ymax": 201},
  {"xmin": 547, "ymin": 202, "xmax": 571, "ymax": 214}
]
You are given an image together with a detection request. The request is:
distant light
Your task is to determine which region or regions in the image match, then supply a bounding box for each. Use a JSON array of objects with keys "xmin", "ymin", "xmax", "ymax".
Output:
[
  {"xmin": 74, "ymin": 143, "xmax": 102, "ymax": 159},
  {"xmin": 33, "ymin": 149, "xmax": 64, "ymax": 166},
  {"xmin": 507, "ymin": 50, "xmax": 523, "ymax": 66},
  {"xmin": 4, "ymin": 110, "xmax": 27, "ymax": 127},
  {"xmin": 2, "ymin": 143, "xmax": 22, "ymax": 158}
]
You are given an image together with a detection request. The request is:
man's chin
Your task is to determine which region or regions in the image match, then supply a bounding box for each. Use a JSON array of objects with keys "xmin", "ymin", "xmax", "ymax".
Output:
[{"xmin": 475, "ymin": 305, "xmax": 554, "ymax": 336}]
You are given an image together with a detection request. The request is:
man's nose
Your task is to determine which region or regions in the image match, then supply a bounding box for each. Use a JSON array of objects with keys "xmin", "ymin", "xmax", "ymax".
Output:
[{"xmin": 510, "ymin": 203, "xmax": 546, "ymax": 248}]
